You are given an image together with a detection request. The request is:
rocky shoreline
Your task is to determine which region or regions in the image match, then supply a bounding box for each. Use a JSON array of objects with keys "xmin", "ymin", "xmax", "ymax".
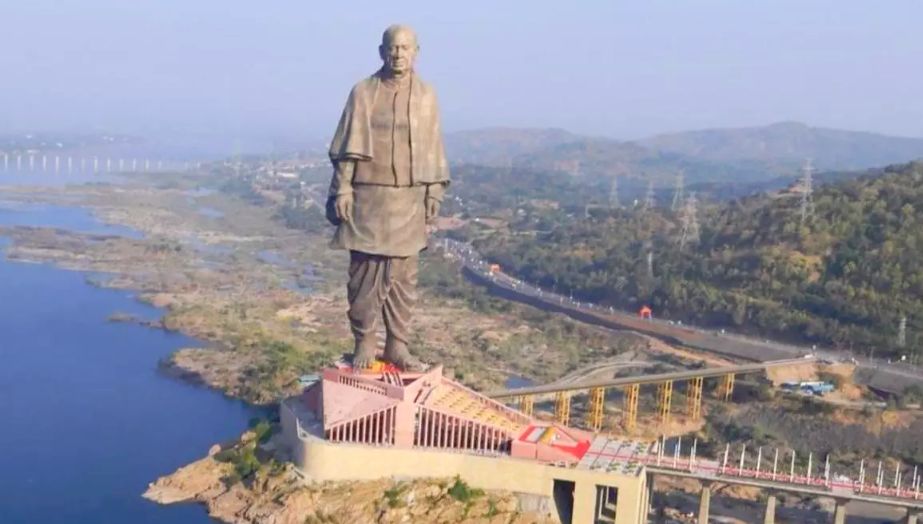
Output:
[{"xmin": 142, "ymin": 430, "xmax": 555, "ymax": 524}]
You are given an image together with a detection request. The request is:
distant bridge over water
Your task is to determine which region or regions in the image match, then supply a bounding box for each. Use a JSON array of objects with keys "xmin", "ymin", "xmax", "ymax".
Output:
[{"xmin": 0, "ymin": 153, "xmax": 198, "ymax": 174}]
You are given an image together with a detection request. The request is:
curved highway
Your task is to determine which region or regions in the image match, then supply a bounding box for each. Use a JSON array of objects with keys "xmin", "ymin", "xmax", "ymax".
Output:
[{"xmin": 438, "ymin": 238, "xmax": 923, "ymax": 395}]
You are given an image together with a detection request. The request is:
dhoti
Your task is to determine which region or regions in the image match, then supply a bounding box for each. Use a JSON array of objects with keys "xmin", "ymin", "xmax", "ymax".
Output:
[{"xmin": 347, "ymin": 250, "xmax": 418, "ymax": 351}]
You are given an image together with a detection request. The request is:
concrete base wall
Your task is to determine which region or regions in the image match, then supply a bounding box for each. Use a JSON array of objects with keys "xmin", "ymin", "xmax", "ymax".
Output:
[{"xmin": 282, "ymin": 401, "xmax": 648, "ymax": 524}]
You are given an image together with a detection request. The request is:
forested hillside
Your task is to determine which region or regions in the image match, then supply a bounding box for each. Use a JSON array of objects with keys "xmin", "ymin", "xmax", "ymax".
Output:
[{"xmin": 475, "ymin": 161, "xmax": 923, "ymax": 360}]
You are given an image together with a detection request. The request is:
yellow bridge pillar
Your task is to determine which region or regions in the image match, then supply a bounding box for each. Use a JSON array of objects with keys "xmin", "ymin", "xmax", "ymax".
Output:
[
  {"xmin": 519, "ymin": 395, "xmax": 534, "ymax": 417},
  {"xmin": 587, "ymin": 387, "xmax": 605, "ymax": 432},
  {"xmin": 657, "ymin": 380, "xmax": 674, "ymax": 425},
  {"xmin": 623, "ymin": 384, "xmax": 639, "ymax": 430},
  {"xmin": 721, "ymin": 373, "xmax": 735, "ymax": 402},
  {"xmin": 687, "ymin": 377, "xmax": 704, "ymax": 419},
  {"xmin": 554, "ymin": 391, "xmax": 571, "ymax": 425}
]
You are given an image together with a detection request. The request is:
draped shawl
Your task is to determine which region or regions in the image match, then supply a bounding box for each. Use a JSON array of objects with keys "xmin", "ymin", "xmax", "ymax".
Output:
[{"xmin": 328, "ymin": 70, "xmax": 450, "ymax": 185}]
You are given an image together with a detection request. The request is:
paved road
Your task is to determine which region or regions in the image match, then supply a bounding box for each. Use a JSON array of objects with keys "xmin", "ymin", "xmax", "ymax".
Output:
[{"xmin": 439, "ymin": 238, "xmax": 923, "ymax": 395}]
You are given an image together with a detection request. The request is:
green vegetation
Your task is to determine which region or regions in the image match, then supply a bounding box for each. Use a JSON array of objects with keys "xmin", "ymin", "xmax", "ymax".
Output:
[
  {"xmin": 419, "ymin": 251, "xmax": 512, "ymax": 314},
  {"xmin": 383, "ymin": 483, "xmax": 406, "ymax": 508},
  {"xmin": 276, "ymin": 202, "xmax": 329, "ymax": 234},
  {"xmin": 219, "ymin": 175, "xmax": 267, "ymax": 205},
  {"xmin": 418, "ymin": 251, "xmax": 637, "ymax": 385},
  {"xmin": 213, "ymin": 419, "xmax": 282, "ymax": 484},
  {"xmin": 692, "ymin": 398, "xmax": 923, "ymax": 466},
  {"xmin": 241, "ymin": 337, "xmax": 345, "ymax": 401},
  {"xmin": 476, "ymin": 161, "xmax": 923, "ymax": 361},
  {"xmin": 249, "ymin": 418, "xmax": 273, "ymax": 443},
  {"xmin": 448, "ymin": 476, "xmax": 484, "ymax": 517},
  {"xmin": 215, "ymin": 444, "xmax": 261, "ymax": 483},
  {"xmin": 486, "ymin": 498, "xmax": 498, "ymax": 517},
  {"xmin": 447, "ymin": 476, "xmax": 484, "ymax": 503},
  {"xmin": 903, "ymin": 385, "xmax": 923, "ymax": 403}
]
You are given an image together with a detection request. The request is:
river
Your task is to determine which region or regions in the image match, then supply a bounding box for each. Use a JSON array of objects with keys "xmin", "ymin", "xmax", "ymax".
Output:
[{"xmin": 0, "ymin": 199, "xmax": 261, "ymax": 523}]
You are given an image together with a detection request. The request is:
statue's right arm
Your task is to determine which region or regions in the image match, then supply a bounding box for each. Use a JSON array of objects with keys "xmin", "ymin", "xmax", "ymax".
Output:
[
  {"xmin": 330, "ymin": 159, "xmax": 355, "ymax": 196},
  {"xmin": 330, "ymin": 160, "xmax": 355, "ymax": 222}
]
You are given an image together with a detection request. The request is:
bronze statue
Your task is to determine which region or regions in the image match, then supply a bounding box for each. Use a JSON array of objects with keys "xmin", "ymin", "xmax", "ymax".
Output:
[{"xmin": 326, "ymin": 24, "xmax": 450, "ymax": 370}]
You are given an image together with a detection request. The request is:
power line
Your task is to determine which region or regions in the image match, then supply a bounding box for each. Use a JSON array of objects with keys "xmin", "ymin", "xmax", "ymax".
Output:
[
  {"xmin": 671, "ymin": 171, "xmax": 685, "ymax": 211},
  {"xmin": 644, "ymin": 180, "xmax": 656, "ymax": 210},
  {"xmin": 679, "ymin": 192, "xmax": 700, "ymax": 249},
  {"xmin": 800, "ymin": 158, "xmax": 815, "ymax": 225},
  {"xmin": 609, "ymin": 176, "xmax": 620, "ymax": 209}
]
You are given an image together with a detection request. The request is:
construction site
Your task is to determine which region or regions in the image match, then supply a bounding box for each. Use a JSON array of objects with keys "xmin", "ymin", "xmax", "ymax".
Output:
[{"xmin": 281, "ymin": 357, "xmax": 923, "ymax": 524}]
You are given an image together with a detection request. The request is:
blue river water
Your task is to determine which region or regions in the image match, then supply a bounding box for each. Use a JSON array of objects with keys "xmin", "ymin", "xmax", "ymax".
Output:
[{"xmin": 0, "ymin": 200, "xmax": 261, "ymax": 523}]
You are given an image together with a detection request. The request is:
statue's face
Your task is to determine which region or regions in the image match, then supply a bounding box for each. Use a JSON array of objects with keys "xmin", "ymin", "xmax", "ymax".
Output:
[{"xmin": 380, "ymin": 29, "xmax": 418, "ymax": 76}]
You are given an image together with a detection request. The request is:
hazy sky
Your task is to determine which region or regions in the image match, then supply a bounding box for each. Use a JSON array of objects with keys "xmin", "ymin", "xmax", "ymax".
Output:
[{"xmin": 2, "ymin": 0, "xmax": 922, "ymax": 148}]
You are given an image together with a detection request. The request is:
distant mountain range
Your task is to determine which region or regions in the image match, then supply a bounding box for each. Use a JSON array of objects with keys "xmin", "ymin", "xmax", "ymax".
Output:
[
  {"xmin": 444, "ymin": 127, "xmax": 583, "ymax": 166},
  {"xmin": 445, "ymin": 122, "xmax": 923, "ymax": 185}
]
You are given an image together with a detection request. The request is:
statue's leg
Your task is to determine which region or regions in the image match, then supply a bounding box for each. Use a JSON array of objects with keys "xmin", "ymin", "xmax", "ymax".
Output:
[
  {"xmin": 347, "ymin": 251, "xmax": 386, "ymax": 368},
  {"xmin": 382, "ymin": 254, "xmax": 425, "ymax": 371}
]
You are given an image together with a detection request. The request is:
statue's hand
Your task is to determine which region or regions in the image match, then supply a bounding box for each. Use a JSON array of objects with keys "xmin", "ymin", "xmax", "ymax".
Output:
[
  {"xmin": 335, "ymin": 193, "xmax": 354, "ymax": 223},
  {"xmin": 425, "ymin": 198, "xmax": 441, "ymax": 222}
]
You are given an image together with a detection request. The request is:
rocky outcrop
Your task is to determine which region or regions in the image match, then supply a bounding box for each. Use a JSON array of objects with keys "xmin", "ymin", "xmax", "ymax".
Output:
[
  {"xmin": 144, "ymin": 454, "xmax": 231, "ymax": 505},
  {"xmin": 145, "ymin": 440, "xmax": 555, "ymax": 524}
]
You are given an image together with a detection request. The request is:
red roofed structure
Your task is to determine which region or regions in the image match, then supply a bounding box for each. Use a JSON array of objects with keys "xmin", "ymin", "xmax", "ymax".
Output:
[{"xmin": 297, "ymin": 364, "xmax": 594, "ymax": 462}]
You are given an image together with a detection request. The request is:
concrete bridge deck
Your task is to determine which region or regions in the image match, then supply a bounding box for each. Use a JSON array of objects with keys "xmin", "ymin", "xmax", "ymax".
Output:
[
  {"xmin": 649, "ymin": 467, "xmax": 923, "ymax": 511},
  {"xmin": 487, "ymin": 358, "xmax": 808, "ymax": 399}
]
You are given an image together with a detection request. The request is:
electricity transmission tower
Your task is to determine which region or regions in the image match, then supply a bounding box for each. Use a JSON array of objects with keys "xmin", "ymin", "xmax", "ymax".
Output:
[
  {"xmin": 609, "ymin": 176, "xmax": 620, "ymax": 209},
  {"xmin": 671, "ymin": 171, "xmax": 685, "ymax": 211},
  {"xmin": 898, "ymin": 316, "xmax": 907, "ymax": 348},
  {"xmin": 799, "ymin": 159, "xmax": 815, "ymax": 225},
  {"xmin": 644, "ymin": 180, "xmax": 656, "ymax": 210},
  {"xmin": 679, "ymin": 192, "xmax": 700, "ymax": 249}
]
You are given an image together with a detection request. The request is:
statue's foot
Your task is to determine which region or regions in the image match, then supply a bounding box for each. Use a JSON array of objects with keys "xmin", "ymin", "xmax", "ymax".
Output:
[
  {"xmin": 351, "ymin": 341, "xmax": 378, "ymax": 370},
  {"xmin": 383, "ymin": 340, "xmax": 427, "ymax": 372}
]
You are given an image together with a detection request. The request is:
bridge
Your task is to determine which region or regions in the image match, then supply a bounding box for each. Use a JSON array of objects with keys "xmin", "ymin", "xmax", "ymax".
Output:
[
  {"xmin": 488, "ymin": 358, "xmax": 809, "ymax": 431},
  {"xmin": 0, "ymin": 153, "xmax": 196, "ymax": 174},
  {"xmin": 639, "ymin": 436, "xmax": 923, "ymax": 523}
]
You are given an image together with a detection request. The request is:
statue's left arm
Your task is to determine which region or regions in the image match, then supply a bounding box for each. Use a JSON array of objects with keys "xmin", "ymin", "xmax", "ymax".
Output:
[
  {"xmin": 422, "ymin": 85, "xmax": 449, "ymax": 222},
  {"xmin": 425, "ymin": 183, "xmax": 446, "ymax": 222}
]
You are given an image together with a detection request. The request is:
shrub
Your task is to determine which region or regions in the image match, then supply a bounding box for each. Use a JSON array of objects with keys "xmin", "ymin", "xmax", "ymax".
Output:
[
  {"xmin": 250, "ymin": 419, "xmax": 273, "ymax": 443},
  {"xmin": 448, "ymin": 476, "xmax": 483, "ymax": 503},
  {"xmin": 234, "ymin": 447, "xmax": 260, "ymax": 479},
  {"xmin": 383, "ymin": 484, "xmax": 406, "ymax": 508}
]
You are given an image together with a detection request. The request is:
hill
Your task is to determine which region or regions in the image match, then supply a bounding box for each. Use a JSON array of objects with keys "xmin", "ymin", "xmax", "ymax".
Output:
[
  {"xmin": 514, "ymin": 137, "xmax": 773, "ymax": 185},
  {"xmin": 472, "ymin": 161, "xmax": 923, "ymax": 360},
  {"xmin": 445, "ymin": 123, "xmax": 923, "ymax": 188},
  {"xmin": 444, "ymin": 127, "xmax": 582, "ymax": 166},
  {"xmin": 638, "ymin": 121, "xmax": 923, "ymax": 173}
]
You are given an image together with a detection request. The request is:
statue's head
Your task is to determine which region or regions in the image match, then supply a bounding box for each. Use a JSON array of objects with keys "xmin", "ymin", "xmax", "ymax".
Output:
[{"xmin": 379, "ymin": 24, "xmax": 419, "ymax": 77}]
